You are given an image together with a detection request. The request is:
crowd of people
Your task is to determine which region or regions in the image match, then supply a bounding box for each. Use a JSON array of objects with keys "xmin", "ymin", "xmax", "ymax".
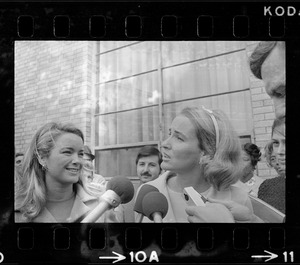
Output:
[{"xmin": 14, "ymin": 41, "xmax": 285, "ymax": 223}]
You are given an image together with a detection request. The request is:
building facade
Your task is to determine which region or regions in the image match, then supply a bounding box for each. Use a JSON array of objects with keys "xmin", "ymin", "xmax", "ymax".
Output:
[{"xmin": 15, "ymin": 41, "xmax": 277, "ymax": 184}]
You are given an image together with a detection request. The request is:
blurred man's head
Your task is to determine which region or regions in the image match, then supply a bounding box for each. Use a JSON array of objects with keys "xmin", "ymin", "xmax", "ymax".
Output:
[
  {"xmin": 15, "ymin": 152, "xmax": 24, "ymax": 176},
  {"xmin": 272, "ymin": 118, "xmax": 285, "ymax": 177},
  {"xmin": 250, "ymin": 41, "xmax": 285, "ymax": 119},
  {"xmin": 82, "ymin": 160, "xmax": 94, "ymax": 183},
  {"xmin": 83, "ymin": 145, "xmax": 95, "ymax": 162},
  {"xmin": 136, "ymin": 146, "xmax": 162, "ymax": 184}
]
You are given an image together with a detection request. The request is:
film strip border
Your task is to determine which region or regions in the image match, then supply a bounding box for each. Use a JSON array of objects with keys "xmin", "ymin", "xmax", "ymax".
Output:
[
  {"xmin": 1, "ymin": 2, "xmax": 299, "ymax": 40},
  {"xmin": 18, "ymin": 14, "xmax": 286, "ymax": 39},
  {"xmin": 2, "ymin": 224, "xmax": 296, "ymax": 263},
  {"xmin": 1, "ymin": 1, "xmax": 300, "ymax": 264},
  {"xmin": 16, "ymin": 226, "xmax": 285, "ymax": 250}
]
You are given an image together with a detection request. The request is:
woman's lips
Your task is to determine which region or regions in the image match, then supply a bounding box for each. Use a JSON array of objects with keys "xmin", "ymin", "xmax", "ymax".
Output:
[{"xmin": 66, "ymin": 168, "xmax": 80, "ymax": 174}]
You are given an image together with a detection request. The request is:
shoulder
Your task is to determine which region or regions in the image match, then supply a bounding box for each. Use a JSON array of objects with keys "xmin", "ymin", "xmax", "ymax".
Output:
[
  {"xmin": 258, "ymin": 176, "xmax": 285, "ymax": 193},
  {"xmin": 86, "ymin": 181, "xmax": 106, "ymax": 194},
  {"xmin": 232, "ymin": 180, "xmax": 247, "ymax": 191},
  {"xmin": 75, "ymin": 184, "xmax": 101, "ymax": 205},
  {"xmin": 146, "ymin": 171, "xmax": 173, "ymax": 187},
  {"xmin": 93, "ymin": 174, "xmax": 107, "ymax": 185},
  {"xmin": 136, "ymin": 171, "xmax": 170, "ymax": 197},
  {"xmin": 229, "ymin": 185, "xmax": 251, "ymax": 205},
  {"xmin": 15, "ymin": 211, "xmax": 27, "ymax": 223},
  {"xmin": 259, "ymin": 179, "xmax": 271, "ymax": 190}
]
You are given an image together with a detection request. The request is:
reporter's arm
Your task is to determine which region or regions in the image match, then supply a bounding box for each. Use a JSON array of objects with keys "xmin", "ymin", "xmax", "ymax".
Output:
[{"xmin": 207, "ymin": 198, "xmax": 264, "ymax": 223}]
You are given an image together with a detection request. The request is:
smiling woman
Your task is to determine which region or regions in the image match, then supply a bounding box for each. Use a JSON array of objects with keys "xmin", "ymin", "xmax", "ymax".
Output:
[{"xmin": 15, "ymin": 122, "xmax": 121, "ymax": 223}]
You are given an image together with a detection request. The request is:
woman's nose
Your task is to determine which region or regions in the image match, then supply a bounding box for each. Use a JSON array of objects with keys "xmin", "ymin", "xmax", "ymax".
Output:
[
  {"xmin": 72, "ymin": 154, "xmax": 81, "ymax": 164},
  {"xmin": 162, "ymin": 137, "xmax": 171, "ymax": 150},
  {"xmin": 278, "ymin": 143, "xmax": 285, "ymax": 155}
]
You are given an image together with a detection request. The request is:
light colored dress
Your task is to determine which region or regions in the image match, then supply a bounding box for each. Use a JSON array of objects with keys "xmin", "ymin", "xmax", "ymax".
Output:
[{"xmin": 15, "ymin": 184, "xmax": 122, "ymax": 223}]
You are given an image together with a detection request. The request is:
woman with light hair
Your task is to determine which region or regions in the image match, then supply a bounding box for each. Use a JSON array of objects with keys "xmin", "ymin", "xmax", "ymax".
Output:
[
  {"xmin": 15, "ymin": 122, "xmax": 120, "ymax": 223},
  {"xmin": 137, "ymin": 106, "xmax": 253, "ymax": 223}
]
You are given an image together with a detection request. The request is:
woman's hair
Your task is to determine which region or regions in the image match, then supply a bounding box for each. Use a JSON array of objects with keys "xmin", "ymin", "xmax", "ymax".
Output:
[
  {"xmin": 180, "ymin": 107, "xmax": 243, "ymax": 190},
  {"xmin": 249, "ymin": 41, "xmax": 277, "ymax": 79},
  {"xmin": 242, "ymin": 143, "xmax": 261, "ymax": 168},
  {"xmin": 15, "ymin": 122, "xmax": 92, "ymax": 221},
  {"xmin": 136, "ymin": 146, "xmax": 162, "ymax": 168}
]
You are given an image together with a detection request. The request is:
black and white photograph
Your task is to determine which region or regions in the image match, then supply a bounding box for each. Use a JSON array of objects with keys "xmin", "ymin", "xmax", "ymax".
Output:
[{"xmin": 14, "ymin": 40, "xmax": 285, "ymax": 223}]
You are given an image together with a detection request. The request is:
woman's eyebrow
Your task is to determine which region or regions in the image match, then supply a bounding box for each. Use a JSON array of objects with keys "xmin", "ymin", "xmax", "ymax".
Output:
[
  {"xmin": 174, "ymin": 129, "xmax": 187, "ymax": 138},
  {"xmin": 60, "ymin": 146, "xmax": 84, "ymax": 152},
  {"xmin": 60, "ymin": 146, "xmax": 73, "ymax": 149}
]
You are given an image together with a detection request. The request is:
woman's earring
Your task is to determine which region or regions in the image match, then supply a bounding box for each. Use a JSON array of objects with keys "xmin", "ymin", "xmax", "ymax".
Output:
[
  {"xmin": 199, "ymin": 154, "xmax": 209, "ymax": 165},
  {"xmin": 42, "ymin": 164, "xmax": 48, "ymax": 171},
  {"xmin": 198, "ymin": 152, "xmax": 204, "ymax": 164},
  {"xmin": 199, "ymin": 157, "xmax": 204, "ymax": 165}
]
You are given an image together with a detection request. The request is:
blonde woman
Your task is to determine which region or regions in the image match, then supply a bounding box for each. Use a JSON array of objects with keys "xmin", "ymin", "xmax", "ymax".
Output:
[
  {"xmin": 137, "ymin": 106, "xmax": 253, "ymax": 223},
  {"xmin": 15, "ymin": 122, "xmax": 120, "ymax": 223}
]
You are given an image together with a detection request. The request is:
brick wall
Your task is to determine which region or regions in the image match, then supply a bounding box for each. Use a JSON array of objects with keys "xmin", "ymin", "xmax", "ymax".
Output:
[
  {"xmin": 15, "ymin": 41, "xmax": 95, "ymax": 153},
  {"xmin": 246, "ymin": 41, "xmax": 277, "ymax": 178}
]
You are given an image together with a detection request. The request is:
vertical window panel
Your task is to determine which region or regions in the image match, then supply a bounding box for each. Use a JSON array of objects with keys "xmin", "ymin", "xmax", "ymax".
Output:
[
  {"xmin": 98, "ymin": 82, "xmax": 118, "ymax": 113},
  {"xmin": 161, "ymin": 41, "xmax": 246, "ymax": 68},
  {"xmin": 99, "ymin": 42, "xmax": 159, "ymax": 83},
  {"xmin": 96, "ymin": 106, "xmax": 160, "ymax": 147},
  {"xmin": 163, "ymin": 51, "xmax": 250, "ymax": 103},
  {"xmin": 96, "ymin": 114, "xmax": 117, "ymax": 146},
  {"xmin": 97, "ymin": 72, "xmax": 160, "ymax": 115},
  {"xmin": 95, "ymin": 149, "xmax": 119, "ymax": 177},
  {"xmin": 162, "ymin": 91, "xmax": 253, "ymax": 141}
]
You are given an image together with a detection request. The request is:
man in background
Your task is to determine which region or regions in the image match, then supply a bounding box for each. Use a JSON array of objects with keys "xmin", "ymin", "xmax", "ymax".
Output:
[
  {"xmin": 15, "ymin": 152, "xmax": 24, "ymax": 177},
  {"xmin": 136, "ymin": 146, "xmax": 162, "ymax": 186},
  {"xmin": 249, "ymin": 41, "xmax": 285, "ymax": 119},
  {"xmin": 83, "ymin": 145, "xmax": 106, "ymax": 188}
]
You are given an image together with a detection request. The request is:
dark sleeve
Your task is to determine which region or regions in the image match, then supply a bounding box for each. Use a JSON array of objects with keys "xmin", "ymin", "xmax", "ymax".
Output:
[{"xmin": 257, "ymin": 180, "xmax": 268, "ymax": 200}]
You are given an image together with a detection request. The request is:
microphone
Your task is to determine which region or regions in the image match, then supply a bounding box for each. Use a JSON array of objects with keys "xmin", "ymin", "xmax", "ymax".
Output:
[
  {"xmin": 142, "ymin": 191, "xmax": 168, "ymax": 223},
  {"xmin": 81, "ymin": 176, "xmax": 134, "ymax": 223},
  {"xmin": 134, "ymin": 184, "xmax": 159, "ymax": 223}
]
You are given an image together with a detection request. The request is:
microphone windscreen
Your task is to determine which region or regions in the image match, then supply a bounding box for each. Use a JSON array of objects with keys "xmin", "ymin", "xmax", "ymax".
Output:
[
  {"xmin": 142, "ymin": 191, "xmax": 168, "ymax": 220},
  {"xmin": 106, "ymin": 176, "xmax": 134, "ymax": 204},
  {"xmin": 134, "ymin": 184, "xmax": 159, "ymax": 213}
]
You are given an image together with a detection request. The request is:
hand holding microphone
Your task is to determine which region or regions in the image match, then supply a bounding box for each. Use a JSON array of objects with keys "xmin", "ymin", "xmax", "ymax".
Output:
[{"xmin": 81, "ymin": 176, "xmax": 134, "ymax": 223}]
